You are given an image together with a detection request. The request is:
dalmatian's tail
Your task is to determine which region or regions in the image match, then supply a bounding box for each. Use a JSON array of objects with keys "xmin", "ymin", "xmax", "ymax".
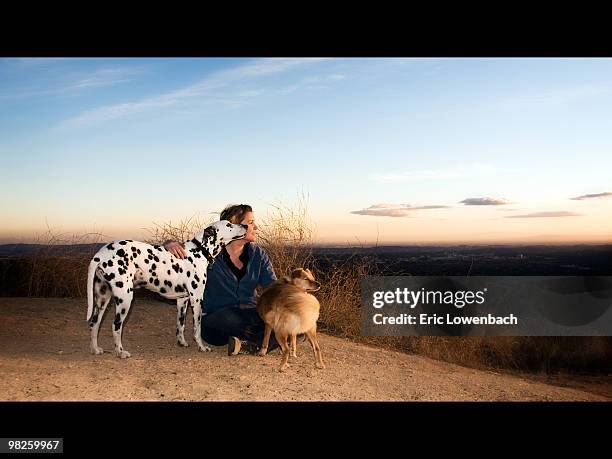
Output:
[{"xmin": 86, "ymin": 259, "xmax": 98, "ymax": 322}]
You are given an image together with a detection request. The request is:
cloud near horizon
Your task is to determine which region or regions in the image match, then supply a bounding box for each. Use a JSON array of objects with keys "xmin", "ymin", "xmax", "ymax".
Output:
[
  {"xmin": 570, "ymin": 192, "xmax": 612, "ymax": 201},
  {"xmin": 505, "ymin": 211, "xmax": 582, "ymax": 218},
  {"xmin": 365, "ymin": 203, "xmax": 397, "ymax": 209},
  {"xmin": 351, "ymin": 203, "xmax": 450, "ymax": 217},
  {"xmin": 460, "ymin": 197, "xmax": 510, "ymax": 206},
  {"xmin": 351, "ymin": 208, "xmax": 412, "ymax": 217}
]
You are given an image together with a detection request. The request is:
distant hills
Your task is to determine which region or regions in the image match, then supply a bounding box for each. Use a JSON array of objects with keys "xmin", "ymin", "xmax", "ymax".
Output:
[
  {"xmin": 1, "ymin": 242, "xmax": 610, "ymax": 257},
  {"xmin": 1, "ymin": 242, "xmax": 610, "ymax": 276},
  {"xmin": 0, "ymin": 243, "xmax": 105, "ymax": 257}
]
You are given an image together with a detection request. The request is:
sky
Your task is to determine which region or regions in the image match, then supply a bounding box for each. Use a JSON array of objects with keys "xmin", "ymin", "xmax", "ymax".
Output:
[{"xmin": 1, "ymin": 57, "xmax": 611, "ymax": 245}]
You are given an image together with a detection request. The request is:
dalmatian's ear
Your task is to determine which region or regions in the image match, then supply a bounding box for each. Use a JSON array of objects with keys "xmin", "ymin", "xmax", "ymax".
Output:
[{"xmin": 203, "ymin": 227, "xmax": 216, "ymax": 240}]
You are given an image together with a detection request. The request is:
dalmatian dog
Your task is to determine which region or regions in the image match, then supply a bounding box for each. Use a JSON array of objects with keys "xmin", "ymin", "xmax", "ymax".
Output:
[{"xmin": 86, "ymin": 220, "xmax": 247, "ymax": 358}]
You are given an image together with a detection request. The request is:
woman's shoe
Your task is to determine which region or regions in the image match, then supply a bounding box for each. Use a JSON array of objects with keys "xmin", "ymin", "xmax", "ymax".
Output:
[
  {"xmin": 228, "ymin": 336, "xmax": 242, "ymax": 355},
  {"xmin": 228, "ymin": 336, "xmax": 258, "ymax": 355}
]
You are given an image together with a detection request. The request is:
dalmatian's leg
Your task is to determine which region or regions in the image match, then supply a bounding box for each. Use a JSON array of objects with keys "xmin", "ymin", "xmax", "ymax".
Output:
[
  {"xmin": 176, "ymin": 297, "xmax": 190, "ymax": 347},
  {"xmin": 190, "ymin": 288, "xmax": 211, "ymax": 352},
  {"xmin": 111, "ymin": 288, "xmax": 134, "ymax": 359},
  {"xmin": 89, "ymin": 272, "xmax": 112, "ymax": 355}
]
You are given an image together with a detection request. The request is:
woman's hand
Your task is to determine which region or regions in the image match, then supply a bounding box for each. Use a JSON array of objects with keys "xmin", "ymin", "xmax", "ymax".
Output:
[{"xmin": 164, "ymin": 240, "xmax": 187, "ymax": 259}]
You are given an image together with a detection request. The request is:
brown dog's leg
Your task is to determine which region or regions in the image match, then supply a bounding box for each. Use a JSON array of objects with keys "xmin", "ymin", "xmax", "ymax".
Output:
[
  {"xmin": 277, "ymin": 332, "xmax": 290, "ymax": 372},
  {"xmin": 258, "ymin": 323, "xmax": 273, "ymax": 356},
  {"xmin": 291, "ymin": 334, "xmax": 297, "ymax": 358},
  {"xmin": 306, "ymin": 328, "xmax": 325, "ymax": 369}
]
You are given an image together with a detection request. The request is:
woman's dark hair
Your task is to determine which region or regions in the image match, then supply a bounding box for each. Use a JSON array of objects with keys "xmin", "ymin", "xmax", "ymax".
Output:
[{"xmin": 220, "ymin": 204, "xmax": 253, "ymax": 224}]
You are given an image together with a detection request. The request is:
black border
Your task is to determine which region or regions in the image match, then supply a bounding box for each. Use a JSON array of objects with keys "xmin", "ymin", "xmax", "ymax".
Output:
[
  {"xmin": 6, "ymin": 1, "xmax": 612, "ymax": 57},
  {"xmin": 1, "ymin": 401, "xmax": 609, "ymax": 454},
  {"xmin": 4, "ymin": 12, "xmax": 612, "ymax": 58}
]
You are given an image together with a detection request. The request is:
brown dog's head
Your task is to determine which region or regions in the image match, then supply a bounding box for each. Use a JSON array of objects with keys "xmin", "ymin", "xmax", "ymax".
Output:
[{"xmin": 282, "ymin": 268, "xmax": 321, "ymax": 292}]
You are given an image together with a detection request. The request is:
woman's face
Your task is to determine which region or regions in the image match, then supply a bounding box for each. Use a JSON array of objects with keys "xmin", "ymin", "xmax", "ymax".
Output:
[{"xmin": 239, "ymin": 211, "xmax": 258, "ymax": 242}]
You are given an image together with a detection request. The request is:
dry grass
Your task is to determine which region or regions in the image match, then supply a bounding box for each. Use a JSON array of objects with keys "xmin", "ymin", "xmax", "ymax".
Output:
[
  {"xmin": 256, "ymin": 193, "xmax": 315, "ymax": 280},
  {"xmin": 0, "ymin": 227, "xmax": 106, "ymax": 298},
  {"xmin": 2, "ymin": 201, "xmax": 611, "ymax": 374},
  {"xmin": 145, "ymin": 214, "xmax": 216, "ymax": 246}
]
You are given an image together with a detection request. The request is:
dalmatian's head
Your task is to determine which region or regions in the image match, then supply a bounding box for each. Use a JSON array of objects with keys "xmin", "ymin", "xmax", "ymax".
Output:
[{"xmin": 195, "ymin": 220, "xmax": 248, "ymax": 257}]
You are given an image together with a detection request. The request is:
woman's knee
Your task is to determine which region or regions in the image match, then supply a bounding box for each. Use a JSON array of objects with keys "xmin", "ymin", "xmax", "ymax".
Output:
[{"xmin": 201, "ymin": 326, "xmax": 228, "ymax": 346}]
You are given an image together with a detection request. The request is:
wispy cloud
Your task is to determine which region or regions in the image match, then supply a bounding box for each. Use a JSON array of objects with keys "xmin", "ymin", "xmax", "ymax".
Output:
[
  {"xmin": 55, "ymin": 58, "xmax": 331, "ymax": 130},
  {"xmin": 351, "ymin": 203, "xmax": 450, "ymax": 217},
  {"xmin": 461, "ymin": 197, "xmax": 510, "ymax": 206},
  {"xmin": 371, "ymin": 162, "xmax": 495, "ymax": 183},
  {"xmin": 8, "ymin": 58, "xmax": 72, "ymax": 68},
  {"xmin": 0, "ymin": 66, "xmax": 143, "ymax": 100},
  {"xmin": 62, "ymin": 68, "xmax": 139, "ymax": 91},
  {"xmin": 505, "ymin": 211, "xmax": 582, "ymax": 218},
  {"xmin": 570, "ymin": 192, "xmax": 612, "ymax": 201}
]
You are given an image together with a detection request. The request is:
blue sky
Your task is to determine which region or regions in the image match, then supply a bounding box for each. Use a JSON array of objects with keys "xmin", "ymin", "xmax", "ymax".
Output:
[{"xmin": 1, "ymin": 57, "xmax": 611, "ymax": 244}]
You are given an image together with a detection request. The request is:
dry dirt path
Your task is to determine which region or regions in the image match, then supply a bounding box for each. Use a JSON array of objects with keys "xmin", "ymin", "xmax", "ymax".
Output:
[{"xmin": 0, "ymin": 298, "xmax": 609, "ymax": 401}]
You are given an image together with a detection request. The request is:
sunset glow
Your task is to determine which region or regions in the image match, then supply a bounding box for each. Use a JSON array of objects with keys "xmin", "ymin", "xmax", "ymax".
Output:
[{"xmin": 1, "ymin": 58, "xmax": 611, "ymax": 245}]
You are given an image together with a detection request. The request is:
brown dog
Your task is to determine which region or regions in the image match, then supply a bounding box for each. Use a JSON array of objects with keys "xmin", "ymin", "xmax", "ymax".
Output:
[{"xmin": 256, "ymin": 268, "xmax": 325, "ymax": 372}]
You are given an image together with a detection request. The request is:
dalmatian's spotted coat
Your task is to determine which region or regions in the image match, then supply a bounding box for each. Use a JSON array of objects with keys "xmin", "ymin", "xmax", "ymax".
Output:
[{"xmin": 86, "ymin": 220, "xmax": 247, "ymax": 358}]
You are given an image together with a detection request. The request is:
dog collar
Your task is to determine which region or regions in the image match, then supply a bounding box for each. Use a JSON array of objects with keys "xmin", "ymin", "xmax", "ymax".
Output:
[{"xmin": 190, "ymin": 238, "xmax": 215, "ymax": 264}]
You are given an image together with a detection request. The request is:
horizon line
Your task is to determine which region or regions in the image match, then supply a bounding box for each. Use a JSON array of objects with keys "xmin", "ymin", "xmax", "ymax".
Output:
[{"xmin": 1, "ymin": 241, "xmax": 611, "ymax": 248}]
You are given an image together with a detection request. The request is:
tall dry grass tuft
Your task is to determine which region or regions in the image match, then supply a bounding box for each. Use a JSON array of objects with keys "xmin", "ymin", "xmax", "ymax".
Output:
[
  {"xmin": 315, "ymin": 254, "xmax": 374, "ymax": 337},
  {"xmin": 2, "ymin": 227, "xmax": 107, "ymax": 298},
  {"xmin": 145, "ymin": 214, "xmax": 216, "ymax": 245},
  {"xmin": 256, "ymin": 193, "xmax": 315, "ymax": 279}
]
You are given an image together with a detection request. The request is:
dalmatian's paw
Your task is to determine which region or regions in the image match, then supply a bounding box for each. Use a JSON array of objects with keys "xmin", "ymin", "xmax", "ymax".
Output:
[
  {"xmin": 177, "ymin": 339, "xmax": 189, "ymax": 347},
  {"xmin": 115, "ymin": 349, "xmax": 131, "ymax": 359},
  {"xmin": 197, "ymin": 344, "xmax": 212, "ymax": 352},
  {"xmin": 90, "ymin": 345, "xmax": 104, "ymax": 355}
]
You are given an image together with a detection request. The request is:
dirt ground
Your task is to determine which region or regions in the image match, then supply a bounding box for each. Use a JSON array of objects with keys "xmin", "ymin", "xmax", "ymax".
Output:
[{"xmin": 1, "ymin": 297, "xmax": 611, "ymax": 401}]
